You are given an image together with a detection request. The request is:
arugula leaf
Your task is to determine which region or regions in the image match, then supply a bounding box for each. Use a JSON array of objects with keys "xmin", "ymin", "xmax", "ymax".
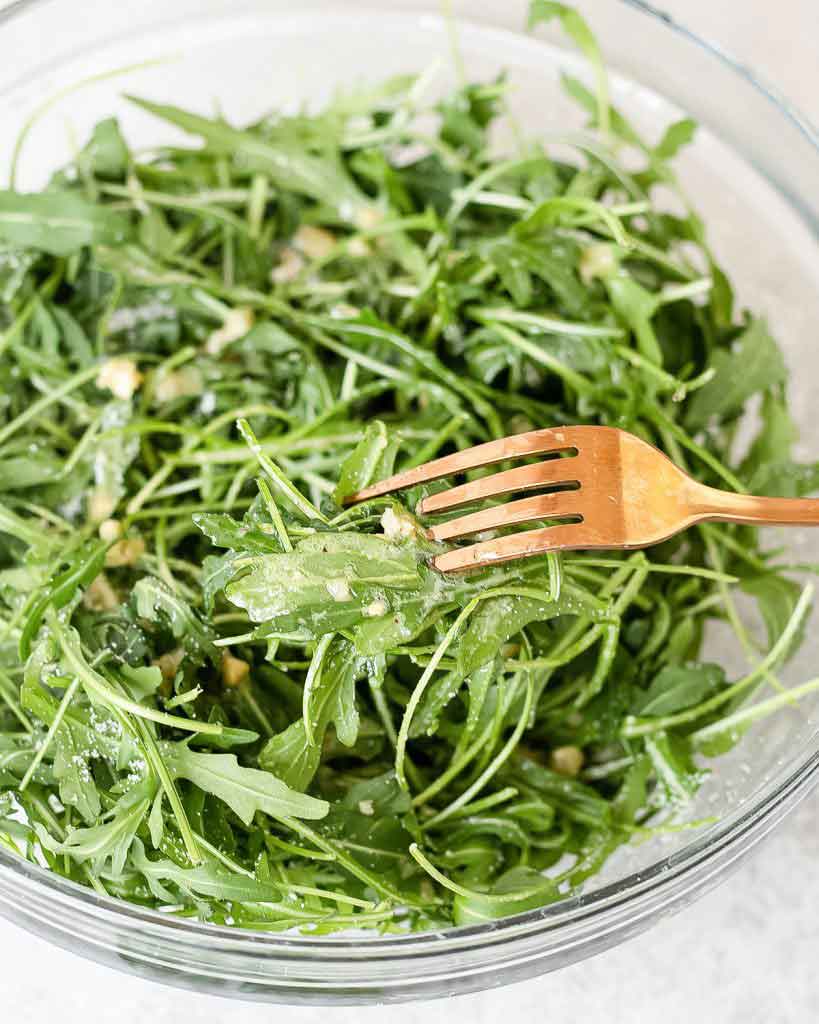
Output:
[
  {"xmin": 126, "ymin": 96, "xmax": 367, "ymax": 217},
  {"xmin": 453, "ymin": 866, "xmax": 559, "ymax": 925},
  {"xmin": 685, "ymin": 319, "xmax": 787, "ymax": 428},
  {"xmin": 225, "ymin": 533, "xmax": 422, "ymax": 634},
  {"xmin": 0, "ymin": 190, "xmax": 131, "ymax": 254},
  {"xmin": 740, "ymin": 574, "xmax": 804, "ymax": 656},
  {"xmin": 636, "ymin": 664, "xmax": 725, "ymax": 717},
  {"xmin": 131, "ymin": 840, "xmax": 282, "ymax": 902},
  {"xmin": 644, "ymin": 733, "xmax": 706, "ymax": 804},
  {"xmin": 162, "ymin": 743, "xmax": 328, "ymax": 824},
  {"xmin": 0, "ymin": 1, "xmax": 814, "ymax": 933},
  {"xmin": 132, "ymin": 577, "xmax": 217, "ymax": 663},
  {"xmin": 333, "ymin": 421, "xmax": 399, "ymax": 504},
  {"xmin": 528, "ymin": 2, "xmax": 610, "ymax": 135},
  {"xmin": 35, "ymin": 784, "xmax": 151, "ymax": 875}
]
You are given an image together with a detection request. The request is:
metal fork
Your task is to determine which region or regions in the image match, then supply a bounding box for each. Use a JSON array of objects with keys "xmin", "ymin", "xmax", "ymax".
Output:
[{"xmin": 344, "ymin": 425, "xmax": 819, "ymax": 573}]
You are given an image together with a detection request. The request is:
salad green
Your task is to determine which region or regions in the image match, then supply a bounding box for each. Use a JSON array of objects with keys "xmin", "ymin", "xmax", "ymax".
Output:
[{"xmin": 0, "ymin": 2, "xmax": 817, "ymax": 933}]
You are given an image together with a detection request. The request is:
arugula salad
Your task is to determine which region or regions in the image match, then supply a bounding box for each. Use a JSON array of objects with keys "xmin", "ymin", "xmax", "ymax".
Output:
[{"xmin": 0, "ymin": 3, "xmax": 817, "ymax": 933}]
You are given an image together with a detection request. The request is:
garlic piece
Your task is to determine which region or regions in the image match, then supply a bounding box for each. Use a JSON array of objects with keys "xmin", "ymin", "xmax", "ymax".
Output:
[
  {"xmin": 270, "ymin": 246, "xmax": 305, "ymax": 284},
  {"xmin": 221, "ymin": 651, "xmax": 250, "ymax": 687},
  {"xmin": 83, "ymin": 573, "xmax": 119, "ymax": 612},
  {"xmin": 152, "ymin": 647, "xmax": 185, "ymax": 682},
  {"xmin": 579, "ymin": 243, "xmax": 618, "ymax": 286},
  {"xmin": 88, "ymin": 488, "xmax": 117, "ymax": 523},
  {"xmin": 355, "ymin": 205, "xmax": 384, "ymax": 231},
  {"xmin": 205, "ymin": 307, "xmax": 255, "ymax": 356},
  {"xmin": 294, "ymin": 224, "xmax": 337, "ymax": 260},
  {"xmin": 326, "ymin": 578, "xmax": 352, "ymax": 602},
  {"xmin": 549, "ymin": 745, "xmax": 585, "ymax": 777},
  {"xmin": 105, "ymin": 536, "xmax": 146, "ymax": 568},
  {"xmin": 154, "ymin": 366, "xmax": 203, "ymax": 404},
  {"xmin": 98, "ymin": 518, "xmax": 122, "ymax": 543},
  {"xmin": 96, "ymin": 357, "xmax": 143, "ymax": 401},
  {"xmin": 346, "ymin": 236, "xmax": 370, "ymax": 258},
  {"xmin": 381, "ymin": 506, "xmax": 416, "ymax": 540},
  {"xmin": 364, "ymin": 599, "xmax": 387, "ymax": 618}
]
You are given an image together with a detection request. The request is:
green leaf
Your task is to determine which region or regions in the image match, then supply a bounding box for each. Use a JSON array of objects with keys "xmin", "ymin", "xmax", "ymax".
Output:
[
  {"xmin": 131, "ymin": 839, "xmax": 281, "ymax": 902},
  {"xmin": 453, "ymin": 865, "xmax": 559, "ymax": 925},
  {"xmin": 0, "ymin": 190, "xmax": 131, "ymax": 254},
  {"xmin": 258, "ymin": 720, "xmax": 321, "ymax": 792},
  {"xmin": 741, "ymin": 392, "xmax": 797, "ymax": 478},
  {"xmin": 80, "ymin": 117, "xmax": 131, "ymax": 179},
  {"xmin": 612, "ymin": 754, "xmax": 652, "ymax": 824},
  {"xmin": 605, "ymin": 275, "xmax": 662, "ymax": 365},
  {"xmin": 528, "ymin": 2, "xmax": 610, "ymax": 136},
  {"xmin": 636, "ymin": 664, "xmax": 725, "ymax": 717},
  {"xmin": 19, "ymin": 540, "xmax": 108, "ymax": 660},
  {"xmin": 303, "ymin": 636, "xmax": 361, "ymax": 748},
  {"xmin": 457, "ymin": 588, "xmax": 604, "ymax": 678},
  {"xmin": 225, "ymin": 533, "xmax": 422, "ymax": 633},
  {"xmin": 161, "ymin": 743, "xmax": 328, "ymax": 824},
  {"xmin": 510, "ymin": 757, "xmax": 611, "ymax": 828},
  {"xmin": 654, "ymin": 119, "xmax": 697, "ymax": 160},
  {"xmin": 126, "ymin": 96, "xmax": 366, "ymax": 216},
  {"xmin": 685, "ymin": 319, "xmax": 787, "ymax": 428},
  {"xmin": 193, "ymin": 512, "xmax": 282, "ymax": 553},
  {"xmin": 201, "ymin": 553, "xmax": 238, "ymax": 615},
  {"xmin": 0, "ymin": 450, "xmax": 63, "ymax": 490},
  {"xmin": 34, "ymin": 785, "xmax": 151, "ymax": 875},
  {"xmin": 751, "ymin": 461, "xmax": 819, "ymax": 498},
  {"xmin": 132, "ymin": 577, "xmax": 217, "ymax": 663},
  {"xmin": 259, "ymin": 636, "xmax": 362, "ymax": 790},
  {"xmin": 741, "ymin": 574, "xmax": 804, "ymax": 656},
  {"xmin": 644, "ymin": 732, "xmax": 705, "ymax": 805},
  {"xmin": 317, "ymin": 803, "xmax": 415, "ymax": 879},
  {"xmin": 333, "ymin": 421, "xmax": 398, "ymax": 504}
]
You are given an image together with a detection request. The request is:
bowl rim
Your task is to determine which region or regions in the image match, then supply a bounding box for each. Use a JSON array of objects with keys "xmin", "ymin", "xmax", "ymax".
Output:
[{"xmin": 1, "ymin": 0, "xmax": 819, "ymax": 976}]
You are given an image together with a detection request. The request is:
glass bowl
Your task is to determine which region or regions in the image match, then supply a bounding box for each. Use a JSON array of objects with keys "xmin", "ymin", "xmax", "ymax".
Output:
[{"xmin": 1, "ymin": 0, "xmax": 818, "ymax": 1005}]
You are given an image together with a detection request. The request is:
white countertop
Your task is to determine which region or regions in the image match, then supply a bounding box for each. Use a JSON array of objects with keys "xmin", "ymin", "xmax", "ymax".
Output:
[{"xmin": 1, "ymin": 1, "xmax": 818, "ymax": 1021}]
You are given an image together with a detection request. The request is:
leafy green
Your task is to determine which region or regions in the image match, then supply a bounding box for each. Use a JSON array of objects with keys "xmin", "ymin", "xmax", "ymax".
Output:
[
  {"xmin": 0, "ymin": 0, "xmax": 816, "ymax": 936},
  {"xmin": 162, "ymin": 743, "xmax": 328, "ymax": 824},
  {"xmin": 0, "ymin": 190, "xmax": 131, "ymax": 254},
  {"xmin": 685, "ymin": 319, "xmax": 786, "ymax": 428},
  {"xmin": 636, "ymin": 664, "xmax": 725, "ymax": 717}
]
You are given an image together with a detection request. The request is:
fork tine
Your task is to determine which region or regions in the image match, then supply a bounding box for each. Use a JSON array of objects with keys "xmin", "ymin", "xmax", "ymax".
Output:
[
  {"xmin": 342, "ymin": 427, "xmax": 584, "ymax": 505},
  {"xmin": 419, "ymin": 457, "xmax": 581, "ymax": 515},
  {"xmin": 433, "ymin": 523, "xmax": 591, "ymax": 573},
  {"xmin": 428, "ymin": 491, "xmax": 585, "ymax": 541}
]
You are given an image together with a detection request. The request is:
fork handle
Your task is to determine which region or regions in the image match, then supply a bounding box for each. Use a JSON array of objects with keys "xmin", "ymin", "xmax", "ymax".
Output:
[{"xmin": 692, "ymin": 484, "xmax": 819, "ymax": 527}]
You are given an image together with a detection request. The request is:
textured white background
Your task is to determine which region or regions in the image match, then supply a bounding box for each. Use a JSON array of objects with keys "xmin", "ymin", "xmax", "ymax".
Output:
[{"xmin": 1, "ymin": 1, "xmax": 818, "ymax": 1021}]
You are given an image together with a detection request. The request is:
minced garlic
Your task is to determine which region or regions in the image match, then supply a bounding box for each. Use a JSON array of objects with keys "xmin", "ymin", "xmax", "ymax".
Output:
[
  {"xmin": 88, "ymin": 487, "xmax": 117, "ymax": 523},
  {"xmin": 205, "ymin": 307, "xmax": 255, "ymax": 356},
  {"xmin": 96, "ymin": 357, "xmax": 143, "ymax": 400},
  {"xmin": 293, "ymin": 224, "xmax": 337, "ymax": 260},
  {"xmin": 579, "ymin": 243, "xmax": 618, "ymax": 286},
  {"xmin": 98, "ymin": 518, "xmax": 122, "ymax": 543},
  {"xmin": 326, "ymin": 578, "xmax": 352, "ymax": 602},
  {"xmin": 105, "ymin": 536, "xmax": 146, "ymax": 568},
  {"xmin": 154, "ymin": 366, "xmax": 203, "ymax": 404},
  {"xmin": 381, "ymin": 506, "xmax": 416, "ymax": 540},
  {"xmin": 270, "ymin": 246, "xmax": 305, "ymax": 284},
  {"xmin": 152, "ymin": 647, "xmax": 185, "ymax": 682},
  {"xmin": 364, "ymin": 599, "xmax": 387, "ymax": 618},
  {"xmin": 549, "ymin": 745, "xmax": 585, "ymax": 777},
  {"xmin": 83, "ymin": 573, "xmax": 119, "ymax": 612},
  {"xmin": 221, "ymin": 651, "xmax": 250, "ymax": 687}
]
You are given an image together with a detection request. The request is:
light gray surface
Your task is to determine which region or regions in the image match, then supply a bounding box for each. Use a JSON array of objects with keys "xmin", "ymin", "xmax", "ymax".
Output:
[{"xmin": 1, "ymin": 1, "xmax": 818, "ymax": 1021}]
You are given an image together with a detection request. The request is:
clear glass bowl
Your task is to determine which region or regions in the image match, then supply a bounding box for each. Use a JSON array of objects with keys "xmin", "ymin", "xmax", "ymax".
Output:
[{"xmin": 1, "ymin": 0, "xmax": 818, "ymax": 1005}]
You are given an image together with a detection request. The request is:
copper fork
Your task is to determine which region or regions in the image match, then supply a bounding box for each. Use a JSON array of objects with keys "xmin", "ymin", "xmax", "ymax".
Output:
[{"xmin": 344, "ymin": 425, "xmax": 819, "ymax": 573}]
